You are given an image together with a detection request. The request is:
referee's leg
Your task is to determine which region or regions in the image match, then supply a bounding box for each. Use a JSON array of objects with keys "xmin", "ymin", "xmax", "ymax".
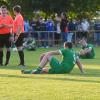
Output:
[
  {"xmin": 0, "ymin": 35, "xmax": 4, "ymax": 66},
  {"xmin": 0, "ymin": 48, "xmax": 3, "ymax": 66},
  {"xmin": 15, "ymin": 34, "xmax": 25, "ymax": 66},
  {"xmin": 5, "ymin": 48, "xmax": 11, "ymax": 66},
  {"xmin": 0, "ymin": 37, "xmax": 3, "ymax": 66},
  {"xmin": 5, "ymin": 34, "xmax": 11, "ymax": 66}
]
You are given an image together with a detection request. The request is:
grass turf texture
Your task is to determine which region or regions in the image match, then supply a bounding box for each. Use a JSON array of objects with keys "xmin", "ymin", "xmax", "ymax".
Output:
[{"xmin": 0, "ymin": 47, "xmax": 100, "ymax": 100}]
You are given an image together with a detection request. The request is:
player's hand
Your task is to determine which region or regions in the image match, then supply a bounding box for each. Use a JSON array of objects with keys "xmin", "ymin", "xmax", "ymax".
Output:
[
  {"xmin": 2, "ymin": 23, "xmax": 6, "ymax": 26},
  {"xmin": 80, "ymin": 50, "xmax": 85, "ymax": 55},
  {"xmin": 0, "ymin": 24, "xmax": 5, "ymax": 28},
  {"xmin": 2, "ymin": 23, "xmax": 8, "ymax": 27},
  {"xmin": 9, "ymin": 36, "xmax": 14, "ymax": 42},
  {"xmin": 15, "ymin": 35, "xmax": 18, "ymax": 42}
]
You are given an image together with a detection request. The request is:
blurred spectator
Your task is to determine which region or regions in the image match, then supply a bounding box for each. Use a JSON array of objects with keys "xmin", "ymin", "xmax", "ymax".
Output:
[
  {"xmin": 24, "ymin": 19, "xmax": 30, "ymax": 38},
  {"xmin": 76, "ymin": 19, "xmax": 82, "ymax": 39},
  {"xmin": 36, "ymin": 17, "xmax": 48, "ymax": 47},
  {"xmin": 30, "ymin": 18, "xmax": 37, "ymax": 39},
  {"xmin": 55, "ymin": 13, "xmax": 61, "ymax": 34},
  {"xmin": 68, "ymin": 19, "xmax": 76, "ymax": 42},
  {"xmin": 81, "ymin": 19, "xmax": 90, "ymax": 38},
  {"xmin": 60, "ymin": 12, "xmax": 68, "ymax": 42},
  {"xmin": 30, "ymin": 18, "xmax": 36, "ymax": 31},
  {"xmin": 94, "ymin": 22, "xmax": 100, "ymax": 46},
  {"xmin": 55, "ymin": 13, "xmax": 61, "ymax": 44},
  {"xmin": 45, "ymin": 18, "xmax": 54, "ymax": 47}
]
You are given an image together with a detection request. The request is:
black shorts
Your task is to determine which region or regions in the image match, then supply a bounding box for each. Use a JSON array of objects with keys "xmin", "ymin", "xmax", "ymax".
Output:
[
  {"xmin": 15, "ymin": 33, "xmax": 24, "ymax": 47},
  {"xmin": 0, "ymin": 34, "xmax": 11, "ymax": 48}
]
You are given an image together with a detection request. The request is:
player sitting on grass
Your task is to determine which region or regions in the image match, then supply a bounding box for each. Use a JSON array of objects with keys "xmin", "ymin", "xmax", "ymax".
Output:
[
  {"xmin": 79, "ymin": 38, "xmax": 95, "ymax": 59},
  {"xmin": 21, "ymin": 42, "xmax": 84, "ymax": 74}
]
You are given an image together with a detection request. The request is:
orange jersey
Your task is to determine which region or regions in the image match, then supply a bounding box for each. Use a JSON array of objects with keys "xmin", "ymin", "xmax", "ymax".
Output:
[
  {"xmin": 0, "ymin": 15, "xmax": 13, "ymax": 34},
  {"xmin": 13, "ymin": 14, "xmax": 24, "ymax": 34}
]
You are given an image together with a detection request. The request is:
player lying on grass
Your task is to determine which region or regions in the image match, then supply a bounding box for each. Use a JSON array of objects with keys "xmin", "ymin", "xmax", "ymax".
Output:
[
  {"xmin": 78, "ymin": 38, "xmax": 95, "ymax": 59},
  {"xmin": 21, "ymin": 42, "xmax": 84, "ymax": 74}
]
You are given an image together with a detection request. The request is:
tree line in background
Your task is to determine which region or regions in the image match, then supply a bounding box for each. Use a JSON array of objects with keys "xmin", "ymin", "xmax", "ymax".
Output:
[{"xmin": 0, "ymin": 0, "xmax": 100, "ymax": 19}]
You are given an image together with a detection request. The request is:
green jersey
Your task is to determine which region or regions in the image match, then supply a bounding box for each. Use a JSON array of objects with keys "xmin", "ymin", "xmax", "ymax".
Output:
[
  {"xmin": 49, "ymin": 48, "xmax": 78, "ymax": 74},
  {"xmin": 82, "ymin": 44, "xmax": 95, "ymax": 58},
  {"xmin": 59, "ymin": 48, "xmax": 77, "ymax": 70}
]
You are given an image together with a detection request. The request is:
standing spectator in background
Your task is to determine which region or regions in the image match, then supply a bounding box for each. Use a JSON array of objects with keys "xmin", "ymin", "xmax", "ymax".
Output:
[
  {"xmin": 13, "ymin": 5, "xmax": 25, "ymax": 66},
  {"xmin": 30, "ymin": 18, "xmax": 37, "ymax": 36},
  {"xmin": 55, "ymin": 13, "xmax": 61, "ymax": 44},
  {"xmin": 46, "ymin": 18, "xmax": 54, "ymax": 47},
  {"xmin": 94, "ymin": 21, "xmax": 100, "ymax": 46},
  {"xmin": 24, "ymin": 19, "xmax": 30, "ymax": 38},
  {"xmin": 40, "ymin": 17, "xmax": 47, "ymax": 48},
  {"xmin": 81, "ymin": 19, "xmax": 90, "ymax": 38},
  {"xmin": 76, "ymin": 19, "xmax": 82, "ymax": 40},
  {"xmin": 36, "ymin": 16, "xmax": 47, "ymax": 47},
  {"xmin": 0, "ymin": 5, "xmax": 13, "ymax": 66},
  {"xmin": 55, "ymin": 13, "xmax": 61, "ymax": 34},
  {"xmin": 60, "ymin": 12, "xmax": 68, "ymax": 42},
  {"xmin": 68, "ymin": 19, "xmax": 76, "ymax": 42},
  {"xmin": 30, "ymin": 18, "xmax": 36, "ymax": 31}
]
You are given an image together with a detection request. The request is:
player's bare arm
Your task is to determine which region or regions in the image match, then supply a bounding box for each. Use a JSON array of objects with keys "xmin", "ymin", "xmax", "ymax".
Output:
[{"xmin": 76, "ymin": 59, "xmax": 84, "ymax": 73}]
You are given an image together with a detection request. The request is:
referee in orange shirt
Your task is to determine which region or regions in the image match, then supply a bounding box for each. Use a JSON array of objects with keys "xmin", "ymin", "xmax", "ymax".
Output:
[
  {"xmin": 0, "ymin": 5, "xmax": 13, "ymax": 66},
  {"xmin": 13, "ymin": 5, "xmax": 25, "ymax": 66}
]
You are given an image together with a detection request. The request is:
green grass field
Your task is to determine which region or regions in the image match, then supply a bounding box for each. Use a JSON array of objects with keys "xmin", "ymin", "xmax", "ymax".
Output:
[{"xmin": 0, "ymin": 47, "xmax": 100, "ymax": 100}]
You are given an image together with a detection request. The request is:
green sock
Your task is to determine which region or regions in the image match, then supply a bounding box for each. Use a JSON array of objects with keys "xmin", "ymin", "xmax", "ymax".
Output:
[
  {"xmin": 21, "ymin": 69, "xmax": 32, "ymax": 74},
  {"xmin": 33, "ymin": 67, "xmax": 42, "ymax": 74}
]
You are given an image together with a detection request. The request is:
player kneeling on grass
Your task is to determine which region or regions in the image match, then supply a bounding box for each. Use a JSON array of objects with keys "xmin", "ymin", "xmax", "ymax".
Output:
[
  {"xmin": 21, "ymin": 42, "xmax": 84, "ymax": 74},
  {"xmin": 79, "ymin": 38, "xmax": 95, "ymax": 59}
]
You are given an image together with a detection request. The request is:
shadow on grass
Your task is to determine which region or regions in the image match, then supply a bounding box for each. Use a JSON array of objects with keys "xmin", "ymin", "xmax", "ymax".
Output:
[
  {"xmin": 0, "ymin": 73, "xmax": 100, "ymax": 84},
  {"xmin": 0, "ymin": 65, "xmax": 34, "ymax": 70},
  {"xmin": 0, "ymin": 66, "xmax": 100, "ymax": 77},
  {"xmin": 71, "ymin": 68, "xmax": 100, "ymax": 77}
]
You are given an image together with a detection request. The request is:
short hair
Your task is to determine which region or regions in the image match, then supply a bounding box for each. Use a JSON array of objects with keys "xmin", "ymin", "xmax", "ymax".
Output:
[
  {"xmin": 64, "ymin": 42, "xmax": 73, "ymax": 49},
  {"xmin": 13, "ymin": 5, "xmax": 21, "ymax": 13},
  {"xmin": 1, "ymin": 5, "xmax": 7, "ymax": 9}
]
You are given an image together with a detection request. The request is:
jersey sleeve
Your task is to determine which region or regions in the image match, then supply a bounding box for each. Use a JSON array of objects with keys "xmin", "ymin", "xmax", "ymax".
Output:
[
  {"xmin": 58, "ymin": 50, "xmax": 62, "ymax": 55},
  {"xmin": 58, "ymin": 49, "xmax": 66, "ymax": 55},
  {"xmin": 16, "ymin": 16, "xmax": 23, "ymax": 26},
  {"xmin": 88, "ymin": 44, "xmax": 93, "ymax": 49}
]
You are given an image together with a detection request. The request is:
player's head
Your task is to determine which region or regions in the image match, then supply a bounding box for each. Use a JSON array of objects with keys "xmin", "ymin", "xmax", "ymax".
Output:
[
  {"xmin": 13, "ymin": 5, "xmax": 21, "ymax": 15},
  {"xmin": 61, "ymin": 12, "xmax": 67, "ymax": 19},
  {"xmin": 0, "ymin": 5, "xmax": 8, "ymax": 16},
  {"xmin": 79, "ymin": 38, "xmax": 87, "ymax": 46},
  {"xmin": 64, "ymin": 42, "xmax": 73, "ymax": 49}
]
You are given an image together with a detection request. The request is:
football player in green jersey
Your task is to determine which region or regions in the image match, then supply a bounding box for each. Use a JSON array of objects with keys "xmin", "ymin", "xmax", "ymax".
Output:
[
  {"xmin": 79, "ymin": 38, "xmax": 95, "ymax": 59},
  {"xmin": 21, "ymin": 42, "xmax": 84, "ymax": 74}
]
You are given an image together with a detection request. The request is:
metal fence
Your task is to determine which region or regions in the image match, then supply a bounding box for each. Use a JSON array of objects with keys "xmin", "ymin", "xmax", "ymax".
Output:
[{"xmin": 29, "ymin": 30, "xmax": 100, "ymax": 47}]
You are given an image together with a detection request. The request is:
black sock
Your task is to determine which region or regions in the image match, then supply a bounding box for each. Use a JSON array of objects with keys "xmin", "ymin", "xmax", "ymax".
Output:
[
  {"xmin": 18, "ymin": 51, "xmax": 24, "ymax": 65},
  {"xmin": 0, "ymin": 51, "xmax": 3, "ymax": 65},
  {"xmin": 5, "ymin": 51, "xmax": 10, "ymax": 65}
]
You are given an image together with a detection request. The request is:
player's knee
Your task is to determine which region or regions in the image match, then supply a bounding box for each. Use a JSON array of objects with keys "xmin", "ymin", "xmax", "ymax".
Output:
[{"xmin": 42, "ymin": 68, "xmax": 49, "ymax": 74}]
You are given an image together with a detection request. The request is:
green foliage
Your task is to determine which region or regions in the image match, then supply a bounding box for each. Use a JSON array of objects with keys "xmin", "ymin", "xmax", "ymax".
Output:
[
  {"xmin": 1, "ymin": 0, "xmax": 100, "ymax": 19},
  {"xmin": 0, "ymin": 0, "xmax": 8, "ymax": 7}
]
